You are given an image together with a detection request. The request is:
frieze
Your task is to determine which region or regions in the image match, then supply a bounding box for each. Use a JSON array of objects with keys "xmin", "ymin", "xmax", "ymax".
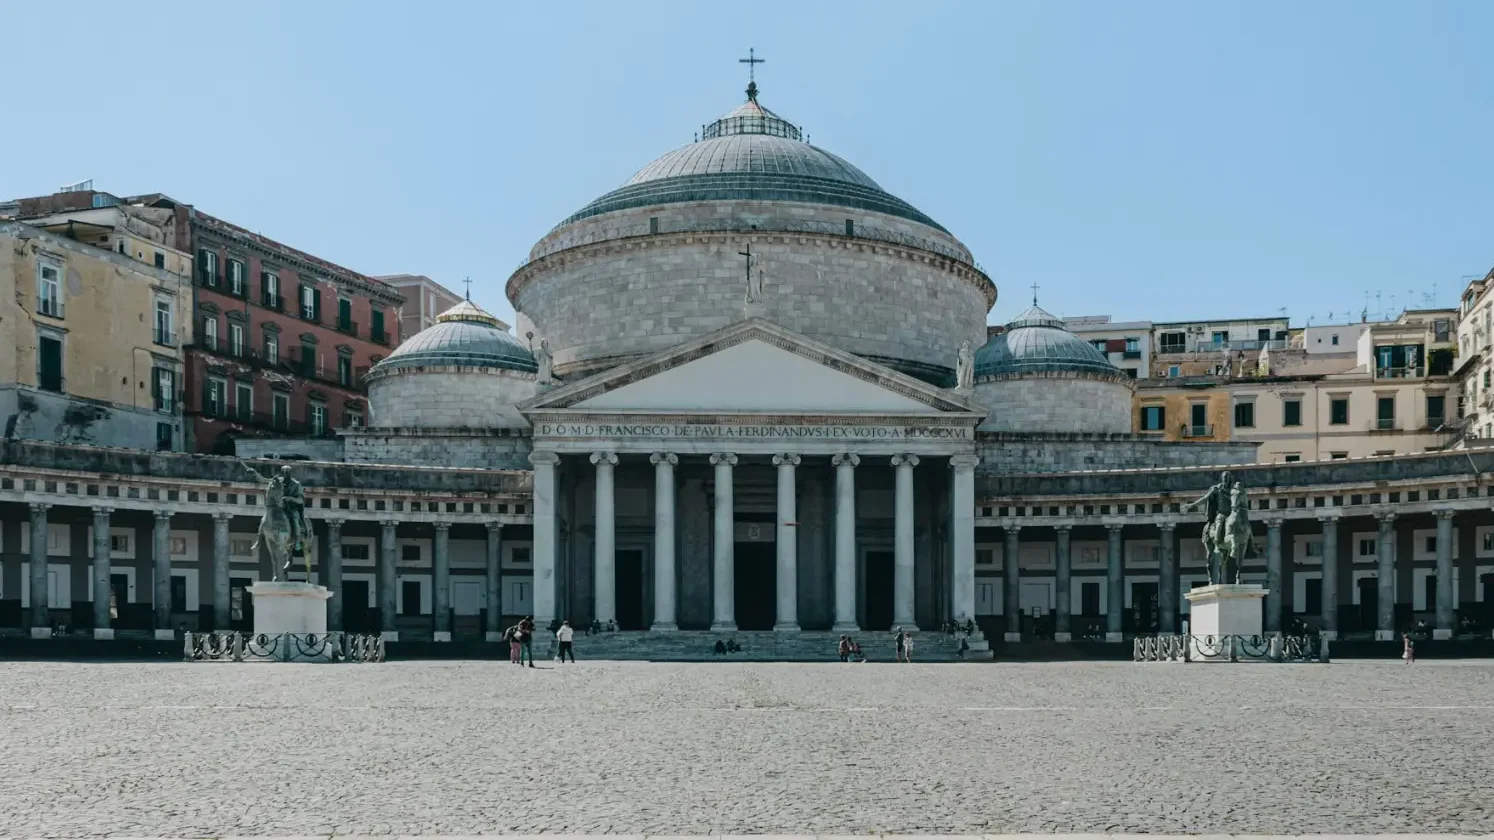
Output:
[{"xmin": 533, "ymin": 421, "xmax": 973, "ymax": 441}]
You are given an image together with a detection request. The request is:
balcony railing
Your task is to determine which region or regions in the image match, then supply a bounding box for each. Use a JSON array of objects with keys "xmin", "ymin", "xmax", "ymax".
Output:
[
  {"xmin": 1376, "ymin": 417, "xmax": 1397, "ymax": 431},
  {"xmin": 337, "ymin": 318, "xmax": 359, "ymax": 337},
  {"xmin": 1122, "ymin": 350, "xmax": 1142, "ymax": 359},
  {"xmin": 262, "ymin": 293, "xmax": 284, "ymax": 312},
  {"xmin": 299, "ymin": 305, "xmax": 318, "ymax": 323},
  {"xmin": 38, "ymin": 297, "xmax": 64, "ymax": 318},
  {"xmin": 1427, "ymin": 416, "xmax": 1446, "ymax": 430},
  {"xmin": 1376, "ymin": 366, "xmax": 1425, "ymax": 379},
  {"xmin": 1181, "ymin": 424, "xmax": 1214, "ymax": 438},
  {"xmin": 370, "ymin": 328, "xmax": 388, "ymax": 346},
  {"xmin": 1158, "ymin": 339, "xmax": 1286, "ymax": 355},
  {"xmin": 153, "ymin": 327, "xmax": 176, "ymax": 347}
]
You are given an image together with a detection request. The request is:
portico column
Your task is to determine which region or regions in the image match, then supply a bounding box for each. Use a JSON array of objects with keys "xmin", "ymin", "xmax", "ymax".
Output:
[
  {"xmin": 1105, "ymin": 524, "xmax": 1124, "ymax": 642},
  {"xmin": 1376, "ymin": 512, "xmax": 1396, "ymax": 641},
  {"xmin": 1319, "ymin": 514, "xmax": 1340, "ymax": 640},
  {"xmin": 529, "ymin": 451, "xmax": 560, "ymax": 628},
  {"xmin": 1265, "ymin": 518, "xmax": 1283, "ymax": 633},
  {"xmin": 949, "ymin": 455, "xmax": 979, "ymax": 626},
  {"xmin": 710, "ymin": 453, "xmax": 737, "ymax": 632},
  {"xmin": 1054, "ymin": 524, "xmax": 1073, "ymax": 642},
  {"xmin": 484, "ymin": 523, "xmax": 504, "ymax": 641},
  {"xmin": 153, "ymin": 510, "xmax": 173, "ymax": 641},
  {"xmin": 773, "ymin": 453, "xmax": 800, "ymax": 632},
  {"xmin": 29, "ymin": 503, "xmax": 51, "ymax": 638},
  {"xmin": 379, "ymin": 519, "xmax": 399, "ymax": 641},
  {"xmin": 92, "ymin": 507, "xmax": 113, "ymax": 639},
  {"xmin": 1434, "ymin": 508, "xmax": 1455, "ymax": 640},
  {"xmin": 891, "ymin": 454, "xmax": 918, "ymax": 629},
  {"xmin": 651, "ymin": 452, "xmax": 679, "ymax": 631},
  {"xmin": 212, "ymin": 512, "xmax": 231, "ymax": 633},
  {"xmin": 324, "ymin": 518, "xmax": 344, "ymax": 633},
  {"xmin": 1003, "ymin": 524, "xmax": 1021, "ymax": 642},
  {"xmin": 831, "ymin": 453, "xmax": 860, "ymax": 632},
  {"xmin": 591, "ymin": 451, "xmax": 618, "ymax": 627},
  {"xmin": 1158, "ymin": 521, "xmax": 1177, "ymax": 635},
  {"xmin": 433, "ymin": 522, "xmax": 452, "ymax": 642}
]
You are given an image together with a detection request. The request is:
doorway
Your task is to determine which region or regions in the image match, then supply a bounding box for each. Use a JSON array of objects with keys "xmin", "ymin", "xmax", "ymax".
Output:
[
  {"xmin": 735, "ymin": 542, "xmax": 776, "ymax": 630},
  {"xmin": 863, "ymin": 550, "xmax": 894, "ymax": 630},
  {"xmin": 343, "ymin": 580, "xmax": 370, "ymax": 632},
  {"xmin": 615, "ymin": 549, "xmax": 646, "ymax": 630},
  {"xmin": 1357, "ymin": 577, "xmax": 1378, "ymax": 632},
  {"xmin": 1130, "ymin": 581, "xmax": 1159, "ymax": 634}
]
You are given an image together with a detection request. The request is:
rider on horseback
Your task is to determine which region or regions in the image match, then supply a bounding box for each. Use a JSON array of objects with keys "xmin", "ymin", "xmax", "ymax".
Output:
[
  {"xmin": 1183, "ymin": 470, "xmax": 1236, "ymax": 584},
  {"xmin": 271, "ymin": 466, "xmax": 308, "ymax": 555}
]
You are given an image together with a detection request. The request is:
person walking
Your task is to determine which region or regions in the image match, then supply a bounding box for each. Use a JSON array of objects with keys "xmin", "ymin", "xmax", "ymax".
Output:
[
  {"xmin": 893, "ymin": 627, "xmax": 906, "ymax": 663},
  {"xmin": 504, "ymin": 624, "xmax": 521, "ymax": 665},
  {"xmin": 518, "ymin": 615, "xmax": 536, "ymax": 668},
  {"xmin": 1402, "ymin": 632, "xmax": 1415, "ymax": 665},
  {"xmin": 903, "ymin": 630, "xmax": 914, "ymax": 663},
  {"xmin": 838, "ymin": 635, "xmax": 852, "ymax": 662},
  {"xmin": 556, "ymin": 619, "xmax": 576, "ymax": 663}
]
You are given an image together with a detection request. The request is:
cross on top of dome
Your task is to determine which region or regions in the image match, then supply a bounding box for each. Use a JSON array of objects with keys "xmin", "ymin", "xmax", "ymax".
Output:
[{"xmin": 700, "ymin": 50, "xmax": 803, "ymax": 142}]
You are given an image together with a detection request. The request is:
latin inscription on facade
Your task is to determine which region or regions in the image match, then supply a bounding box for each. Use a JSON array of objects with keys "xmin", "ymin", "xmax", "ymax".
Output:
[{"xmin": 534, "ymin": 423, "xmax": 972, "ymax": 440}]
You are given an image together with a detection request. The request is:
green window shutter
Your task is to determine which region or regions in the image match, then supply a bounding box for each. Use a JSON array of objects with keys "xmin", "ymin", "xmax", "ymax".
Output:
[
  {"xmin": 372, "ymin": 309, "xmax": 385, "ymax": 339},
  {"xmin": 313, "ymin": 289, "xmax": 323, "ymax": 322}
]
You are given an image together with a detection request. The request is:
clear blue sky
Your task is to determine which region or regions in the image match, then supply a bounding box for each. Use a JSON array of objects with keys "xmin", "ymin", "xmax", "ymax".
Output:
[{"xmin": 4, "ymin": 1, "xmax": 1491, "ymax": 329}]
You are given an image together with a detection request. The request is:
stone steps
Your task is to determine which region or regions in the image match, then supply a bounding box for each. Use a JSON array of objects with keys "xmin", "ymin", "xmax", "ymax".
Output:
[{"xmin": 532, "ymin": 629, "xmax": 987, "ymax": 662}]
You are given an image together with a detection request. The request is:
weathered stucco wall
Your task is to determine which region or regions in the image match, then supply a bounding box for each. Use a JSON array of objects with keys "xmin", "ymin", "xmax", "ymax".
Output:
[
  {"xmin": 344, "ymin": 429, "xmax": 532, "ymax": 470},
  {"xmin": 975, "ymin": 432, "xmax": 1257, "ymax": 475},
  {"xmin": 0, "ymin": 385, "xmax": 181, "ymax": 451}
]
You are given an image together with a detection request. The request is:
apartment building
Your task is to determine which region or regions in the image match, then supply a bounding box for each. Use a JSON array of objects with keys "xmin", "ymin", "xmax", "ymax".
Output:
[
  {"xmin": 375, "ymin": 274, "xmax": 468, "ymax": 339},
  {"xmin": 1150, "ymin": 317, "xmax": 1291, "ymax": 379},
  {"xmin": 1064, "ymin": 315, "xmax": 1151, "ymax": 379}
]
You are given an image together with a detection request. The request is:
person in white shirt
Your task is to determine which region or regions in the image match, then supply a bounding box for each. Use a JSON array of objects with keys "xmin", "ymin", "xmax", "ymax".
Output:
[{"xmin": 556, "ymin": 619, "xmax": 576, "ymax": 663}]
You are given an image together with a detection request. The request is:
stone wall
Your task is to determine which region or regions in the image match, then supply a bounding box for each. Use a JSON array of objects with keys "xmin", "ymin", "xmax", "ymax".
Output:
[
  {"xmin": 0, "ymin": 385, "xmax": 181, "ymax": 452},
  {"xmin": 974, "ymin": 376, "xmax": 1133, "ymax": 434},
  {"xmin": 233, "ymin": 436, "xmax": 345, "ymax": 462},
  {"xmin": 976, "ymin": 432, "xmax": 1257, "ymax": 475},
  {"xmin": 367, "ymin": 368, "xmax": 535, "ymax": 429},
  {"xmin": 510, "ymin": 204, "xmax": 992, "ymax": 382},
  {"xmin": 343, "ymin": 428, "xmax": 532, "ymax": 471}
]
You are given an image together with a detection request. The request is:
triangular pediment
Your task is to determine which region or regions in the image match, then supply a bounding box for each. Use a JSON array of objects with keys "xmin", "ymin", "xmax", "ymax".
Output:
[{"xmin": 521, "ymin": 319, "xmax": 984, "ymax": 416}]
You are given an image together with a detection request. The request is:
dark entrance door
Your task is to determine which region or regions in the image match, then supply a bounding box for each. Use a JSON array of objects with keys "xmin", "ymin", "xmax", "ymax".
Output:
[
  {"xmin": 864, "ymin": 550, "xmax": 894, "ymax": 630},
  {"xmin": 1357, "ymin": 577, "xmax": 1378, "ymax": 633},
  {"xmin": 616, "ymin": 549, "xmax": 646, "ymax": 630},
  {"xmin": 343, "ymin": 580, "xmax": 370, "ymax": 632},
  {"xmin": 735, "ymin": 542, "xmax": 776, "ymax": 630},
  {"xmin": 1482, "ymin": 574, "xmax": 1494, "ymax": 627},
  {"xmin": 109, "ymin": 574, "xmax": 129, "ymax": 628},
  {"xmin": 1130, "ymin": 582, "xmax": 1159, "ymax": 634},
  {"xmin": 231, "ymin": 576, "xmax": 255, "ymax": 632}
]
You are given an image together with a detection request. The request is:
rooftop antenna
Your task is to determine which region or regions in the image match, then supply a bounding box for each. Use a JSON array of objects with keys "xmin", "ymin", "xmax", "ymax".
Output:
[{"xmin": 739, "ymin": 48, "xmax": 765, "ymax": 101}]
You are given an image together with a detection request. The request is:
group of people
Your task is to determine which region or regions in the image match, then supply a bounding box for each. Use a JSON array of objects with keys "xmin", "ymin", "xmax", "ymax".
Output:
[
  {"xmin": 836, "ymin": 635, "xmax": 866, "ymax": 662},
  {"xmin": 503, "ymin": 617, "xmax": 581, "ymax": 665},
  {"xmin": 711, "ymin": 638, "xmax": 744, "ymax": 655}
]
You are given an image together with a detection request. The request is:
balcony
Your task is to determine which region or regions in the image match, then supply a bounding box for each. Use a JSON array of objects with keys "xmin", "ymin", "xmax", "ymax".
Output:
[
  {"xmin": 336, "ymin": 318, "xmax": 359, "ymax": 337},
  {"xmin": 1376, "ymin": 417, "xmax": 1397, "ymax": 431},
  {"xmin": 299, "ymin": 306, "xmax": 319, "ymax": 324},
  {"xmin": 38, "ymin": 297, "xmax": 64, "ymax": 319},
  {"xmin": 153, "ymin": 327, "xmax": 176, "ymax": 348},
  {"xmin": 262, "ymin": 293, "xmax": 285, "ymax": 313},
  {"xmin": 1158, "ymin": 338, "xmax": 1286, "ymax": 355},
  {"xmin": 1376, "ymin": 366, "xmax": 1425, "ymax": 380},
  {"xmin": 1122, "ymin": 350, "xmax": 1142, "ymax": 360},
  {"xmin": 1181, "ymin": 424, "xmax": 1214, "ymax": 439},
  {"xmin": 1427, "ymin": 416, "xmax": 1447, "ymax": 430},
  {"xmin": 370, "ymin": 328, "xmax": 388, "ymax": 346}
]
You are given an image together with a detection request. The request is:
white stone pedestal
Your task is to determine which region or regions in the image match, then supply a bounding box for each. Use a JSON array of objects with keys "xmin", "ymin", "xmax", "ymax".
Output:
[
  {"xmin": 93, "ymin": 628, "xmax": 115, "ymax": 641},
  {"xmin": 248, "ymin": 582, "xmax": 334, "ymax": 662},
  {"xmin": 1184, "ymin": 583, "xmax": 1268, "ymax": 661}
]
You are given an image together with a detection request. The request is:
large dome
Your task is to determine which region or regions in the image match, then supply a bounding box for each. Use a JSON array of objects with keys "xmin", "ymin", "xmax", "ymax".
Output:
[
  {"xmin": 974, "ymin": 305, "xmax": 1124, "ymax": 380},
  {"xmin": 368, "ymin": 299, "xmax": 536, "ymax": 377},
  {"xmin": 558, "ymin": 92, "xmax": 946, "ymax": 232}
]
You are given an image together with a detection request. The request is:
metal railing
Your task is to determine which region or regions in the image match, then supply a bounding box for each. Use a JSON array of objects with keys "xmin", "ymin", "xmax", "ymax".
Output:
[
  {"xmin": 1377, "ymin": 366, "xmax": 1425, "ymax": 379},
  {"xmin": 336, "ymin": 318, "xmax": 359, "ymax": 337},
  {"xmin": 1376, "ymin": 417, "xmax": 1397, "ymax": 430},
  {"xmin": 153, "ymin": 327, "xmax": 176, "ymax": 347},
  {"xmin": 1158, "ymin": 338, "xmax": 1287, "ymax": 355},
  {"xmin": 1181, "ymin": 424, "xmax": 1214, "ymax": 439},
  {"xmin": 1134, "ymin": 633, "xmax": 1327, "ymax": 663},
  {"xmin": 184, "ymin": 631, "xmax": 384, "ymax": 663}
]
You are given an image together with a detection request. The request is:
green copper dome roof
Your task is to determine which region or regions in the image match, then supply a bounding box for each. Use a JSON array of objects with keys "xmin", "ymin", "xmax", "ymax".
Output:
[
  {"xmin": 369, "ymin": 299, "xmax": 536, "ymax": 376},
  {"xmin": 974, "ymin": 305, "xmax": 1126, "ymax": 380},
  {"xmin": 557, "ymin": 89, "xmax": 947, "ymax": 232}
]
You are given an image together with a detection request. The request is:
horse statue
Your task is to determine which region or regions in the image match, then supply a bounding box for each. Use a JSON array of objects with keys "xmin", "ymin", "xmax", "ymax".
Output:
[
  {"xmin": 1183, "ymin": 470, "xmax": 1237, "ymax": 584},
  {"xmin": 1219, "ymin": 483, "xmax": 1254, "ymax": 585},
  {"xmin": 242, "ymin": 463, "xmax": 310, "ymax": 582}
]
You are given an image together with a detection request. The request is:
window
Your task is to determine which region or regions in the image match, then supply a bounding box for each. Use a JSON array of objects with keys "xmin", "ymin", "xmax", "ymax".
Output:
[
  {"xmin": 272, "ymin": 392, "xmax": 290, "ymax": 431},
  {"xmin": 37, "ymin": 260, "xmax": 63, "ymax": 318},
  {"xmin": 149, "ymin": 251, "xmax": 164, "ymax": 270},
  {"xmin": 1434, "ymin": 319, "xmax": 1451, "ymax": 343},
  {"xmin": 1331, "ymin": 334, "xmax": 1339, "ymax": 346},
  {"xmin": 371, "ymin": 309, "xmax": 387, "ymax": 343},
  {"xmin": 1283, "ymin": 399, "xmax": 1302, "ymax": 427},
  {"xmin": 205, "ymin": 378, "xmax": 227, "ymax": 417},
  {"xmin": 1141, "ymin": 405, "xmax": 1165, "ymax": 431},
  {"xmin": 1376, "ymin": 396, "xmax": 1395, "ymax": 430},
  {"xmin": 345, "ymin": 409, "xmax": 363, "ymax": 428},
  {"xmin": 1329, "ymin": 397, "xmax": 1349, "ymax": 425},
  {"xmin": 1159, "ymin": 332, "xmax": 1185, "ymax": 353},
  {"xmin": 263, "ymin": 332, "xmax": 279, "ymax": 364},
  {"xmin": 227, "ymin": 259, "xmax": 245, "ymax": 296},
  {"xmin": 231, "ymin": 537, "xmax": 257, "ymax": 556},
  {"xmin": 298, "ymin": 343, "xmax": 317, "ymax": 377},
  {"xmin": 299, "ymin": 284, "xmax": 319, "ymax": 322},
  {"xmin": 1233, "ymin": 401, "xmax": 1255, "ymax": 429},
  {"xmin": 1485, "ymin": 532, "xmax": 1494, "ymax": 553},
  {"xmin": 228, "ymin": 323, "xmax": 244, "ymax": 356},
  {"xmin": 402, "ymin": 544, "xmax": 422, "ymax": 562},
  {"xmin": 342, "ymin": 543, "xmax": 371, "ymax": 561},
  {"xmin": 155, "ymin": 422, "xmax": 173, "ymax": 451},
  {"xmin": 1425, "ymin": 535, "xmax": 1437, "ymax": 554},
  {"xmin": 154, "ymin": 298, "xmax": 174, "ymax": 346},
  {"xmin": 1359, "ymin": 538, "xmax": 1376, "ymax": 557},
  {"xmin": 1168, "ymin": 365, "xmax": 1180, "ymax": 378},
  {"xmin": 841, "ymin": 218, "xmax": 851, "ymax": 236},
  {"xmin": 152, "ymin": 367, "xmax": 176, "ymax": 413},
  {"xmin": 1091, "ymin": 339, "xmax": 1107, "ymax": 352},
  {"xmin": 230, "ymin": 581, "xmax": 246, "ymax": 622},
  {"xmin": 401, "ymin": 581, "xmax": 421, "ymax": 616},
  {"xmin": 202, "ymin": 316, "xmax": 218, "ymax": 351},
  {"xmin": 1304, "ymin": 540, "xmax": 1323, "ymax": 558},
  {"xmin": 1330, "ymin": 451, "xmax": 1348, "ymax": 460},
  {"xmin": 337, "ymin": 356, "xmax": 353, "ymax": 386},
  {"xmin": 235, "ymin": 381, "xmax": 253, "ymax": 419},
  {"xmin": 309, "ymin": 402, "xmax": 327, "ymax": 436},
  {"xmin": 1283, "ymin": 453, "xmax": 1301, "ymax": 463},
  {"xmin": 1427, "ymin": 394, "xmax": 1446, "ymax": 428},
  {"xmin": 511, "ymin": 547, "xmax": 531, "ymax": 565},
  {"xmin": 1124, "ymin": 337, "xmax": 1140, "ymax": 354},
  {"xmin": 38, "ymin": 333, "xmax": 63, "ymax": 392},
  {"xmin": 262, "ymin": 272, "xmax": 281, "ymax": 309},
  {"xmin": 1211, "ymin": 330, "xmax": 1228, "ymax": 347},
  {"xmin": 337, "ymin": 297, "xmax": 353, "ymax": 332},
  {"xmin": 199, "ymin": 250, "xmax": 218, "ymax": 286}
]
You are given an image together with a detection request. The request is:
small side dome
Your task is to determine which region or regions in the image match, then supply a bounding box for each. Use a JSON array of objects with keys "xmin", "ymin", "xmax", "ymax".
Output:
[
  {"xmin": 368, "ymin": 299, "xmax": 537, "ymax": 377},
  {"xmin": 974, "ymin": 305, "xmax": 1126, "ymax": 381}
]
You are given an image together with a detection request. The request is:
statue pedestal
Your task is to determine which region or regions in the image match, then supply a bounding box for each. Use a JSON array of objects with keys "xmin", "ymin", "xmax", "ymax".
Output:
[
  {"xmin": 248, "ymin": 582, "xmax": 334, "ymax": 662},
  {"xmin": 1185, "ymin": 583, "xmax": 1268, "ymax": 661}
]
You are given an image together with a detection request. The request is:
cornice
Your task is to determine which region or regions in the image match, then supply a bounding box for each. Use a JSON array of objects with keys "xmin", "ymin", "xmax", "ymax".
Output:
[{"xmin": 193, "ymin": 221, "xmax": 404, "ymax": 308}]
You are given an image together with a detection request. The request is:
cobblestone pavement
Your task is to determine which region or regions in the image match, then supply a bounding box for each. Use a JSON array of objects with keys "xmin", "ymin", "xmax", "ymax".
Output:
[{"xmin": 3, "ymin": 660, "xmax": 1494, "ymax": 837}]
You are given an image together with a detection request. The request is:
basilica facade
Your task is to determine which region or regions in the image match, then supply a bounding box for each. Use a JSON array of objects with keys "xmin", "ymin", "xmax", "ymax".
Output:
[{"xmin": 2, "ymin": 85, "xmax": 1492, "ymax": 653}]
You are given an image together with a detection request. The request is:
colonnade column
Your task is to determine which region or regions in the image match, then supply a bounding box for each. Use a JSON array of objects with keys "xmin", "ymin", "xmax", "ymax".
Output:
[
  {"xmin": 710, "ymin": 453, "xmax": 737, "ymax": 632},
  {"xmin": 1053, "ymin": 524, "xmax": 1072, "ymax": 642},
  {"xmin": 324, "ymin": 518, "xmax": 344, "ymax": 633},
  {"xmin": 1158, "ymin": 521, "xmax": 1177, "ymax": 635},
  {"xmin": 379, "ymin": 519, "xmax": 399, "ymax": 641},
  {"xmin": 891, "ymin": 454, "xmax": 918, "ymax": 629},
  {"xmin": 92, "ymin": 507, "xmax": 113, "ymax": 639},
  {"xmin": 153, "ymin": 510, "xmax": 173, "ymax": 640},
  {"xmin": 1105, "ymin": 524, "xmax": 1124, "ymax": 642},
  {"xmin": 831, "ymin": 453, "xmax": 859, "ymax": 632},
  {"xmin": 29, "ymin": 503, "xmax": 51, "ymax": 637},
  {"xmin": 433, "ymin": 522, "xmax": 452, "ymax": 642},
  {"xmin": 212, "ymin": 512, "xmax": 231, "ymax": 632},
  {"xmin": 1319, "ymin": 514, "xmax": 1339, "ymax": 640},
  {"xmin": 949, "ymin": 455, "xmax": 979, "ymax": 626},
  {"xmin": 1376, "ymin": 512, "xmax": 1396, "ymax": 641},
  {"xmin": 651, "ymin": 452, "xmax": 679, "ymax": 631},
  {"xmin": 773, "ymin": 453, "xmax": 800, "ymax": 632},
  {"xmin": 529, "ymin": 451, "xmax": 560, "ymax": 629},
  {"xmin": 1434, "ymin": 508, "xmax": 1455, "ymax": 639},
  {"xmin": 1003, "ymin": 525, "xmax": 1021, "ymax": 642},
  {"xmin": 591, "ymin": 451, "xmax": 618, "ymax": 627},
  {"xmin": 1265, "ymin": 518, "xmax": 1283, "ymax": 633},
  {"xmin": 484, "ymin": 523, "xmax": 504, "ymax": 641}
]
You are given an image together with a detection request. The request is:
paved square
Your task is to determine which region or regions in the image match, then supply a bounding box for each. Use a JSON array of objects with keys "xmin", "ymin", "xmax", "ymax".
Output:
[{"xmin": 2, "ymin": 659, "xmax": 1493, "ymax": 837}]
